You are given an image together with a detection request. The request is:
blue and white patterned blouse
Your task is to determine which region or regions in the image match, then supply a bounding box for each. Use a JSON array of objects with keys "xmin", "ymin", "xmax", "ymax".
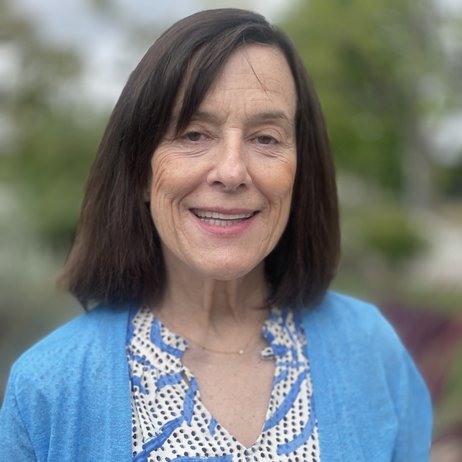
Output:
[{"xmin": 126, "ymin": 305, "xmax": 320, "ymax": 462}]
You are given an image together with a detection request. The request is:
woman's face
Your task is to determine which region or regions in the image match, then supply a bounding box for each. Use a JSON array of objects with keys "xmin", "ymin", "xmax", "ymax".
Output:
[{"xmin": 148, "ymin": 44, "xmax": 297, "ymax": 281}]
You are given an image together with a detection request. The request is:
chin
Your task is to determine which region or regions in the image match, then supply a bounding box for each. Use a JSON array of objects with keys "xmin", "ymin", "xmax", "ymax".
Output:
[{"xmin": 197, "ymin": 259, "xmax": 264, "ymax": 282}]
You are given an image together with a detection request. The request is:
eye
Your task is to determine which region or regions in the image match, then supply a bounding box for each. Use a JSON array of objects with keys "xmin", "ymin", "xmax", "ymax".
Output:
[
  {"xmin": 255, "ymin": 135, "xmax": 278, "ymax": 145},
  {"xmin": 183, "ymin": 131, "xmax": 205, "ymax": 142}
]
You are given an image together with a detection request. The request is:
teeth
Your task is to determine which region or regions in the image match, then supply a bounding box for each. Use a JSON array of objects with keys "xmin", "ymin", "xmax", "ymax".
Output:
[
  {"xmin": 201, "ymin": 218, "xmax": 247, "ymax": 227},
  {"xmin": 193, "ymin": 209, "xmax": 253, "ymax": 220}
]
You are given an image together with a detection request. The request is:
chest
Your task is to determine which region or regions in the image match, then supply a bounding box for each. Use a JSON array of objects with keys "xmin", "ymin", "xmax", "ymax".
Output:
[{"xmin": 182, "ymin": 348, "xmax": 276, "ymax": 447}]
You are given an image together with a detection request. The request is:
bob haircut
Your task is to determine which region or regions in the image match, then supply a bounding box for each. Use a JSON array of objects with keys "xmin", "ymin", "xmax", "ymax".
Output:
[{"xmin": 60, "ymin": 8, "xmax": 340, "ymax": 309}]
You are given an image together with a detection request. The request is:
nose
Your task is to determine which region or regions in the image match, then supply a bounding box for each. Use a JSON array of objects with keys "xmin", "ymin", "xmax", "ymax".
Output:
[{"xmin": 207, "ymin": 136, "xmax": 251, "ymax": 190}]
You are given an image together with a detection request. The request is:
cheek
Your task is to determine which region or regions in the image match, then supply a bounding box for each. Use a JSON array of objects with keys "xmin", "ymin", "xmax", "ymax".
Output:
[
  {"xmin": 150, "ymin": 153, "xmax": 173, "ymax": 201},
  {"xmin": 263, "ymin": 158, "xmax": 296, "ymax": 204},
  {"xmin": 148, "ymin": 154, "xmax": 178, "ymax": 232},
  {"xmin": 150, "ymin": 149, "xmax": 207, "ymax": 200},
  {"xmin": 150, "ymin": 152, "xmax": 187, "ymax": 210},
  {"xmin": 283, "ymin": 157, "xmax": 297, "ymax": 197},
  {"xmin": 149, "ymin": 151, "xmax": 203, "ymax": 234},
  {"xmin": 264, "ymin": 159, "xmax": 296, "ymax": 231}
]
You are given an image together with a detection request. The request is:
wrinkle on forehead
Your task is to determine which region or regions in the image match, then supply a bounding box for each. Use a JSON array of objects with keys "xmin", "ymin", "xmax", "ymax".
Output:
[
  {"xmin": 240, "ymin": 45, "xmax": 268, "ymax": 94},
  {"xmin": 212, "ymin": 45, "xmax": 291, "ymax": 96},
  {"xmin": 173, "ymin": 44, "xmax": 293, "ymax": 131}
]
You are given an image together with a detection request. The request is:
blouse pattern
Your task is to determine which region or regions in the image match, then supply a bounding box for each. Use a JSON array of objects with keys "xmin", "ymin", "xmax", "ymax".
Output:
[{"xmin": 126, "ymin": 305, "xmax": 320, "ymax": 462}]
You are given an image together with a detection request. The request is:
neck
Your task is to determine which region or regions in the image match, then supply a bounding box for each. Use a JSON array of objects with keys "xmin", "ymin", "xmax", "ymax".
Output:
[{"xmin": 154, "ymin": 254, "xmax": 270, "ymax": 349}]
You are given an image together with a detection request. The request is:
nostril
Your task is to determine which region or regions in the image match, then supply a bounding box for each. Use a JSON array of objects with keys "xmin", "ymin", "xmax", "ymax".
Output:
[{"xmin": 207, "ymin": 157, "xmax": 251, "ymax": 190}]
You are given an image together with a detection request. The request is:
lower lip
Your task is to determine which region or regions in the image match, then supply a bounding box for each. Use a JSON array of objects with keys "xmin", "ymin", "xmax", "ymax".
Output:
[{"xmin": 191, "ymin": 212, "xmax": 257, "ymax": 236}]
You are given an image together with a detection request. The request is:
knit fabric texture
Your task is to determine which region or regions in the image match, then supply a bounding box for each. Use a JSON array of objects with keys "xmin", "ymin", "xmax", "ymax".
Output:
[{"xmin": 0, "ymin": 292, "xmax": 432, "ymax": 461}]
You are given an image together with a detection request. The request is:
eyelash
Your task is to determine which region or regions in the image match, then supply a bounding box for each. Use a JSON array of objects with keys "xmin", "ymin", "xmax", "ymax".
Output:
[
  {"xmin": 179, "ymin": 130, "xmax": 281, "ymax": 146},
  {"xmin": 182, "ymin": 131, "xmax": 207, "ymax": 142},
  {"xmin": 254, "ymin": 135, "xmax": 278, "ymax": 145}
]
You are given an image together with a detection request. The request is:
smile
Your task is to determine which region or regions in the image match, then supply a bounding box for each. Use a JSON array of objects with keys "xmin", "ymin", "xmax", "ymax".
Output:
[{"xmin": 191, "ymin": 209, "xmax": 256, "ymax": 227}]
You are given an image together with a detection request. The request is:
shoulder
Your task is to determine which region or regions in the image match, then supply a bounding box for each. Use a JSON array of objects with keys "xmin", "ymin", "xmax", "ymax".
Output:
[
  {"xmin": 303, "ymin": 290, "xmax": 387, "ymax": 328},
  {"xmin": 7, "ymin": 305, "xmax": 130, "ymax": 396},
  {"xmin": 301, "ymin": 291, "xmax": 417, "ymax": 374},
  {"xmin": 1, "ymin": 305, "xmax": 133, "ymax": 460},
  {"xmin": 301, "ymin": 291, "xmax": 399, "ymax": 355},
  {"xmin": 300, "ymin": 290, "xmax": 432, "ymax": 412},
  {"xmin": 300, "ymin": 292, "xmax": 432, "ymax": 460}
]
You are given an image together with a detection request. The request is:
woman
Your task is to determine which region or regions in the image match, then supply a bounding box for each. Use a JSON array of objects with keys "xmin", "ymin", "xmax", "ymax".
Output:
[{"xmin": 0, "ymin": 9, "xmax": 431, "ymax": 461}]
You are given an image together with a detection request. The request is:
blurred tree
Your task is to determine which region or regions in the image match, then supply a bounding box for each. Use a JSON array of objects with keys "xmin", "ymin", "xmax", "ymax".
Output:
[
  {"xmin": 0, "ymin": 0, "xmax": 171, "ymax": 248},
  {"xmin": 281, "ymin": 0, "xmax": 458, "ymax": 207},
  {"xmin": 360, "ymin": 206, "xmax": 428, "ymax": 268},
  {"xmin": 0, "ymin": 1, "xmax": 105, "ymax": 247}
]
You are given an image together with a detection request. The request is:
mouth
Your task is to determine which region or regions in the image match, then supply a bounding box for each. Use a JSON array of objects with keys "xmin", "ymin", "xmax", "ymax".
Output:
[{"xmin": 191, "ymin": 209, "xmax": 257, "ymax": 227}]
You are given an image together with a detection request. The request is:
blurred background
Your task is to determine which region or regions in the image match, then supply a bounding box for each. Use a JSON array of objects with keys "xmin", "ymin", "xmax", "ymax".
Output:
[{"xmin": 1, "ymin": 0, "xmax": 461, "ymax": 459}]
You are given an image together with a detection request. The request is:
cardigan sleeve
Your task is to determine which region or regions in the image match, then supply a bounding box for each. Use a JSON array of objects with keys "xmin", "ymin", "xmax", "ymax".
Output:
[
  {"xmin": 0, "ymin": 363, "xmax": 37, "ymax": 461},
  {"xmin": 0, "ymin": 306, "xmax": 133, "ymax": 462},
  {"xmin": 302, "ymin": 292, "xmax": 432, "ymax": 462},
  {"xmin": 390, "ymin": 336, "xmax": 433, "ymax": 461},
  {"xmin": 361, "ymin": 299, "xmax": 432, "ymax": 460}
]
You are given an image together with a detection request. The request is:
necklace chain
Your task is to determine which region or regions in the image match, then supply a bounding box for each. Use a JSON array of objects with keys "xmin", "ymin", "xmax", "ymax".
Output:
[{"xmin": 155, "ymin": 311, "xmax": 266, "ymax": 356}]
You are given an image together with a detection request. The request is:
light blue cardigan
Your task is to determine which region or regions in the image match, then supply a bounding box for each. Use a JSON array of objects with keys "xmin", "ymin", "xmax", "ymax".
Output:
[{"xmin": 0, "ymin": 292, "xmax": 432, "ymax": 461}]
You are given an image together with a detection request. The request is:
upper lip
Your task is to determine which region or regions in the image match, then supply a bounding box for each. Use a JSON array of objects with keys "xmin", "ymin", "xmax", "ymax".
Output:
[{"xmin": 191, "ymin": 208, "xmax": 258, "ymax": 220}]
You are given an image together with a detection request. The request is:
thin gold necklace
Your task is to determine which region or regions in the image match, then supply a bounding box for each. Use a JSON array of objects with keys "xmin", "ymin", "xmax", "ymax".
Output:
[{"xmin": 156, "ymin": 311, "xmax": 266, "ymax": 356}]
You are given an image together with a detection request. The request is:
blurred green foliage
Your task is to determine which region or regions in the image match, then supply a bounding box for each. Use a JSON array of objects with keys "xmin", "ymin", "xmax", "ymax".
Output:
[
  {"xmin": 439, "ymin": 163, "xmax": 462, "ymax": 197},
  {"xmin": 359, "ymin": 206, "xmax": 428, "ymax": 267},
  {"xmin": 4, "ymin": 109, "xmax": 104, "ymax": 247},
  {"xmin": 281, "ymin": 0, "xmax": 461, "ymax": 204},
  {"xmin": 0, "ymin": 1, "xmax": 105, "ymax": 247}
]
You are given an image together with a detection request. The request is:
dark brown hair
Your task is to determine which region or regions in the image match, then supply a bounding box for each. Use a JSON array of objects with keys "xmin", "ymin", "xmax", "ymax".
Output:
[{"xmin": 60, "ymin": 8, "xmax": 340, "ymax": 309}]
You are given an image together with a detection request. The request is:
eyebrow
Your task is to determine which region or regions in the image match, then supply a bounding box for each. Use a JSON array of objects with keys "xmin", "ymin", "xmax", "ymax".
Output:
[
  {"xmin": 191, "ymin": 110, "xmax": 294, "ymax": 129},
  {"xmin": 248, "ymin": 111, "xmax": 294, "ymax": 128}
]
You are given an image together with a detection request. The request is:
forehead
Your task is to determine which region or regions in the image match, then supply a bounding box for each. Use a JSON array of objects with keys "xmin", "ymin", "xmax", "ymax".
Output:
[
  {"xmin": 201, "ymin": 44, "xmax": 297, "ymax": 116},
  {"xmin": 171, "ymin": 44, "xmax": 297, "ymax": 128}
]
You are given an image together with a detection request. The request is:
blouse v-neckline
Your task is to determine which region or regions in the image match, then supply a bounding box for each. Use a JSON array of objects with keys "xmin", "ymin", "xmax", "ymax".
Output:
[{"xmin": 126, "ymin": 305, "xmax": 320, "ymax": 461}]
